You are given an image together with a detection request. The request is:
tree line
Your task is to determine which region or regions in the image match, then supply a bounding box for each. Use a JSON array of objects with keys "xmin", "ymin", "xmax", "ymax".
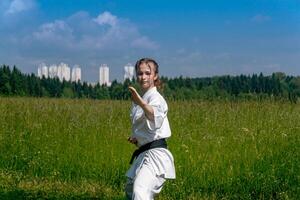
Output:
[{"xmin": 0, "ymin": 65, "xmax": 299, "ymax": 102}]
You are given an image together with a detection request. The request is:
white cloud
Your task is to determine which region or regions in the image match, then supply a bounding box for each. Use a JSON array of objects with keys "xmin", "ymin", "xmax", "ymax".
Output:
[
  {"xmin": 33, "ymin": 20, "xmax": 73, "ymax": 41},
  {"xmin": 31, "ymin": 11, "xmax": 157, "ymax": 51},
  {"xmin": 93, "ymin": 11, "xmax": 118, "ymax": 27},
  {"xmin": 131, "ymin": 36, "xmax": 159, "ymax": 50},
  {"xmin": 5, "ymin": 0, "xmax": 35, "ymax": 15},
  {"xmin": 265, "ymin": 63, "xmax": 281, "ymax": 70},
  {"xmin": 176, "ymin": 48, "xmax": 186, "ymax": 54},
  {"xmin": 251, "ymin": 14, "xmax": 271, "ymax": 23}
]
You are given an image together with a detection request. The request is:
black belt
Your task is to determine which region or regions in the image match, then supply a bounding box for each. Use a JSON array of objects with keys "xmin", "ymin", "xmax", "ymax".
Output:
[{"xmin": 129, "ymin": 138, "xmax": 168, "ymax": 164}]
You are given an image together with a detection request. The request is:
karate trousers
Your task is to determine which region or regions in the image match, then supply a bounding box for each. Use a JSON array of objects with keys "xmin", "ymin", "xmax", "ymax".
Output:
[{"xmin": 125, "ymin": 164, "xmax": 166, "ymax": 200}]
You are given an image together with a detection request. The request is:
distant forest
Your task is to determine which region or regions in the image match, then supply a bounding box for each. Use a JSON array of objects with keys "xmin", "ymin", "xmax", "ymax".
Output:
[{"xmin": 0, "ymin": 65, "xmax": 299, "ymax": 102}]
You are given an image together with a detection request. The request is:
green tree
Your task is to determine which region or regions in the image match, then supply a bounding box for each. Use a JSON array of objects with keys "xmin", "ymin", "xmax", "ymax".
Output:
[
  {"xmin": 0, "ymin": 66, "xmax": 11, "ymax": 95},
  {"xmin": 10, "ymin": 66, "xmax": 26, "ymax": 96}
]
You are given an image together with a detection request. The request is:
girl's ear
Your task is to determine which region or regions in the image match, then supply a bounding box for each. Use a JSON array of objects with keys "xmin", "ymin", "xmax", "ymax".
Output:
[{"xmin": 154, "ymin": 73, "xmax": 158, "ymax": 81}]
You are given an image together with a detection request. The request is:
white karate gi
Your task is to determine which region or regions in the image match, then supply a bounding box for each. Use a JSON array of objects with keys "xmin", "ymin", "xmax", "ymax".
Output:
[{"xmin": 125, "ymin": 87, "xmax": 176, "ymax": 200}]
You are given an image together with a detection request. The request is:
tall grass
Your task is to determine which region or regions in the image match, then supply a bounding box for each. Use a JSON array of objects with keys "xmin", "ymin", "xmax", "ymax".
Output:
[{"xmin": 0, "ymin": 97, "xmax": 299, "ymax": 199}]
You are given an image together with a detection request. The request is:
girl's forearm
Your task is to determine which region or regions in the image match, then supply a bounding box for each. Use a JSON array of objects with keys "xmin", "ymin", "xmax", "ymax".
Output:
[
  {"xmin": 140, "ymin": 102, "xmax": 154, "ymax": 121},
  {"xmin": 128, "ymin": 86, "xmax": 155, "ymax": 121}
]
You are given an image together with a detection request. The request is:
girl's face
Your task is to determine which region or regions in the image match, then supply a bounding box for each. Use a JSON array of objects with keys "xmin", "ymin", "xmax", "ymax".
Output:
[{"xmin": 136, "ymin": 62, "xmax": 158, "ymax": 93}]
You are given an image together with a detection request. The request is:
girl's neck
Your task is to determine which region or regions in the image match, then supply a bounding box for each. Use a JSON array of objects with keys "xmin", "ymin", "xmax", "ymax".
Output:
[{"xmin": 141, "ymin": 86, "xmax": 155, "ymax": 96}]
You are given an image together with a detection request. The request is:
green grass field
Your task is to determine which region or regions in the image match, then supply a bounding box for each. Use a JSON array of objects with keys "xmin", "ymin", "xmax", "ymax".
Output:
[{"xmin": 0, "ymin": 97, "xmax": 299, "ymax": 199}]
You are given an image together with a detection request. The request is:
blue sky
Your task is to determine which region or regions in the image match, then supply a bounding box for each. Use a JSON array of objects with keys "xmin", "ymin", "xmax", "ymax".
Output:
[{"xmin": 0, "ymin": 0, "xmax": 299, "ymax": 82}]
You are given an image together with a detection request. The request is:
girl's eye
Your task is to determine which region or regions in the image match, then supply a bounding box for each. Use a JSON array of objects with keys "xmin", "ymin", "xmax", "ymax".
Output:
[{"xmin": 138, "ymin": 72, "xmax": 150, "ymax": 76}]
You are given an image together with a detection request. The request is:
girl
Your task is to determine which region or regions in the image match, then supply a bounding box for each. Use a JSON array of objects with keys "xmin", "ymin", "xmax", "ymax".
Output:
[{"xmin": 125, "ymin": 58, "xmax": 176, "ymax": 200}]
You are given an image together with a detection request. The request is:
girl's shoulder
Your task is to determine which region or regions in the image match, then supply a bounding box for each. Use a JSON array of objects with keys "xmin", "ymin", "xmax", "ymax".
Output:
[{"xmin": 148, "ymin": 90, "xmax": 168, "ymax": 107}]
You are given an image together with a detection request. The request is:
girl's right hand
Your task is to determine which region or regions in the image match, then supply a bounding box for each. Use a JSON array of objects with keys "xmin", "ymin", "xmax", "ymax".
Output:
[
  {"xmin": 128, "ymin": 86, "xmax": 145, "ymax": 107},
  {"xmin": 127, "ymin": 136, "xmax": 138, "ymax": 145}
]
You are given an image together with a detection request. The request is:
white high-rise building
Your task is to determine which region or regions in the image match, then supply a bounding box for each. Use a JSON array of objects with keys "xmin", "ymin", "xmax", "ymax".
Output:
[
  {"xmin": 48, "ymin": 64, "xmax": 58, "ymax": 78},
  {"xmin": 124, "ymin": 63, "xmax": 135, "ymax": 81},
  {"xmin": 38, "ymin": 62, "xmax": 72, "ymax": 82},
  {"xmin": 71, "ymin": 65, "xmax": 81, "ymax": 82},
  {"xmin": 37, "ymin": 67, "xmax": 42, "ymax": 78},
  {"xmin": 57, "ymin": 64, "xmax": 62, "ymax": 80},
  {"xmin": 57, "ymin": 62, "xmax": 70, "ymax": 81},
  {"xmin": 37, "ymin": 63, "xmax": 48, "ymax": 78},
  {"xmin": 99, "ymin": 64, "xmax": 111, "ymax": 86}
]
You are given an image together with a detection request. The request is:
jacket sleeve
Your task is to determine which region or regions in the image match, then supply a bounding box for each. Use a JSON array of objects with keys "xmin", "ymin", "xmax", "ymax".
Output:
[
  {"xmin": 131, "ymin": 104, "xmax": 145, "ymax": 124},
  {"xmin": 145, "ymin": 96, "xmax": 168, "ymax": 131}
]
